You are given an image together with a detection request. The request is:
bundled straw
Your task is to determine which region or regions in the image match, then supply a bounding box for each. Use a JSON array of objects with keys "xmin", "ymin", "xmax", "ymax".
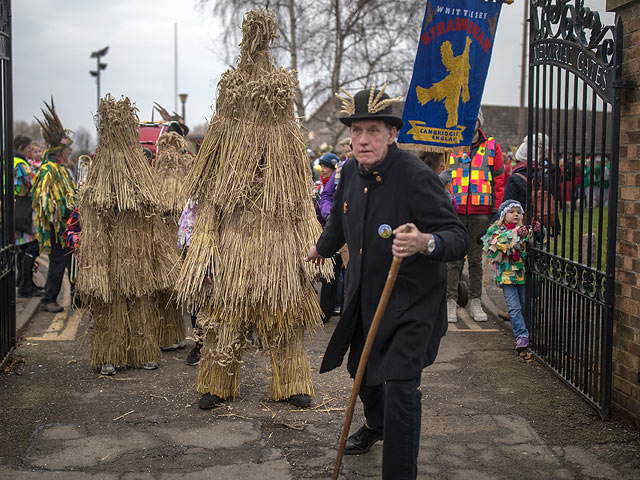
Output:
[
  {"xmin": 177, "ymin": 9, "xmax": 332, "ymax": 400},
  {"xmin": 77, "ymin": 94, "xmax": 178, "ymax": 370},
  {"xmin": 82, "ymin": 95, "xmax": 159, "ymax": 213},
  {"xmin": 89, "ymin": 296, "xmax": 161, "ymax": 370},
  {"xmin": 153, "ymin": 132, "xmax": 193, "ymax": 217},
  {"xmin": 151, "ymin": 132, "xmax": 191, "ymax": 348},
  {"xmin": 155, "ymin": 290, "xmax": 186, "ymax": 348}
]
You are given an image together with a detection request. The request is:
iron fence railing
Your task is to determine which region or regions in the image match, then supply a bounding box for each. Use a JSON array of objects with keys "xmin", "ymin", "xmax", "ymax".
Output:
[
  {"xmin": 0, "ymin": 0, "xmax": 15, "ymax": 369},
  {"xmin": 525, "ymin": 0, "xmax": 622, "ymax": 416}
]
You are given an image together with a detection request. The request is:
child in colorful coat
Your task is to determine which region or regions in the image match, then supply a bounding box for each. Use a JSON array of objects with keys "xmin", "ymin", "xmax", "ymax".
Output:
[{"xmin": 482, "ymin": 200, "xmax": 540, "ymax": 352}]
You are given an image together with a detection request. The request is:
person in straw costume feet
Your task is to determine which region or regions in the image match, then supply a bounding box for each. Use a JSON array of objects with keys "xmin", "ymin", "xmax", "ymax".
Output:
[
  {"xmin": 76, "ymin": 95, "xmax": 179, "ymax": 376},
  {"xmin": 152, "ymin": 128, "xmax": 194, "ymax": 351},
  {"xmin": 176, "ymin": 9, "xmax": 332, "ymax": 410},
  {"xmin": 31, "ymin": 98, "xmax": 77, "ymax": 313}
]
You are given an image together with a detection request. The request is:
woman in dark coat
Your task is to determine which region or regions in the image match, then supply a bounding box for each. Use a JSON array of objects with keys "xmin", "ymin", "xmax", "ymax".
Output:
[{"xmin": 306, "ymin": 86, "xmax": 468, "ymax": 479}]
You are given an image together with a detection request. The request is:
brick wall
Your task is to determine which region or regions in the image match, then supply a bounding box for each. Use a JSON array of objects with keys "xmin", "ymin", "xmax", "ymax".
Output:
[{"xmin": 610, "ymin": 0, "xmax": 640, "ymax": 423}]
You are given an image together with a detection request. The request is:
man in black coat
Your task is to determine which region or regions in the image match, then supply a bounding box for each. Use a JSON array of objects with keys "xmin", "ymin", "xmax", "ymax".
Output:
[{"xmin": 306, "ymin": 86, "xmax": 468, "ymax": 479}]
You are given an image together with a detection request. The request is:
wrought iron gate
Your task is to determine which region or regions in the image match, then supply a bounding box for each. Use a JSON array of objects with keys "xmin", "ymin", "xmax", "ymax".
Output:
[
  {"xmin": 526, "ymin": 0, "xmax": 622, "ymax": 416},
  {"xmin": 0, "ymin": 0, "xmax": 14, "ymax": 369}
]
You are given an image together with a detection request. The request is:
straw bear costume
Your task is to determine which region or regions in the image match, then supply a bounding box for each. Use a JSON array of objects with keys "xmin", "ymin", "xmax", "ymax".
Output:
[{"xmin": 176, "ymin": 10, "xmax": 331, "ymax": 402}]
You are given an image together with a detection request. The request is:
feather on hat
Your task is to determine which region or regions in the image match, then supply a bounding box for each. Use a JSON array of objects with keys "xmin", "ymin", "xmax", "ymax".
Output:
[{"xmin": 35, "ymin": 96, "xmax": 72, "ymax": 152}]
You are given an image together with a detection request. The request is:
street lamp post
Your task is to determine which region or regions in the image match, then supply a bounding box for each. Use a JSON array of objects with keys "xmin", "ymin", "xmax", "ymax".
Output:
[
  {"xmin": 89, "ymin": 46, "xmax": 109, "ymax": 109},
  {"xmin": 178, "ymin": 93, "xmax": 188, "ymax": 122}
]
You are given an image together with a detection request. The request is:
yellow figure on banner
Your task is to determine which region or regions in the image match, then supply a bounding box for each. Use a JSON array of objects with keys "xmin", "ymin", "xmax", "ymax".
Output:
[{"xmin": 416, "ymin": 37, "xmax": 472, "ymax": 128}]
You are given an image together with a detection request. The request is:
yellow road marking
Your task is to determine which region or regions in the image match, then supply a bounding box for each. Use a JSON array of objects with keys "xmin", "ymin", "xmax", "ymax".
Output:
[
  {"xmin": 458, "ymin": 308, "xmax": 483, "ymax": 330},
  {"xmin": 25, "ymin": 310, "xmax": 82, "ymax": 341},
  {"xmin": 447, "ymin": 308, "xmax": 502, "ymax": 333}
]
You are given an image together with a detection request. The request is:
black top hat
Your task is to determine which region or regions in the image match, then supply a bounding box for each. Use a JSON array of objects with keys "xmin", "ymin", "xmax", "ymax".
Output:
[{"xmin": 337, "ymin": 84, "xmax": 403, "ymax": 130}]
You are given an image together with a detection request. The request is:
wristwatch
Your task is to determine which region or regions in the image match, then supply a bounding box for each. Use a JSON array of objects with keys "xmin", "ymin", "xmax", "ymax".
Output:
[{"xmin": 420, "ymin": 234, "xmax": 436, "ymax": 256}]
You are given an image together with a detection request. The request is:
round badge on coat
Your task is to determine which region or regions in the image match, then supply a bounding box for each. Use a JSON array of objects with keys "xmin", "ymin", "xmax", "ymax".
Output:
[{"xmin": 378, "ymin": 224, "xmax": 392, "ymax": 239}]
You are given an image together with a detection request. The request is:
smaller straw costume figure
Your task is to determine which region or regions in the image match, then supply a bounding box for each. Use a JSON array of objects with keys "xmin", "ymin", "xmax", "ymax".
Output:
[
  {"xmin": 152, "ymin": 130, "xmax": 193, "ymax": 350},
  {"xmin": 176, "ymin": 9, "xmax": 332, "ymax": 410},
  {"xmin": 32, "ymin": 98, "xmax": 77, "ymax": 313},
  {"xmin": 64, "ymin": 155, "xmax": 93, "ymax": 309},
  {"xmin": 482, "ymin": 200, "xmax": 540, "ymax": 352},
  {"xmin": 77, "ymin": 95, "xmax": 178, "ymax": 375}
]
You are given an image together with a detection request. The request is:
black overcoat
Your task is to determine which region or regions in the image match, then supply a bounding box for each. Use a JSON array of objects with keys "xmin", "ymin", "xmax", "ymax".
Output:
[{"xmin": 316, "ymin": 144, "xmax": 468, "ymax": 386}]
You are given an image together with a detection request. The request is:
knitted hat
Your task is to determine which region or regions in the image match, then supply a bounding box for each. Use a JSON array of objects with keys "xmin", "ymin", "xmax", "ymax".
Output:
[
  {"xmin": 318, "ymin": 152, "xmax": 339, "ymax": 169},
  {"xmin": 336, "ymin": 84, "xmax": 404, "ymax": 130},
  {"xmin": 515, "ymin": 133, "xmax": 549, "ymax": 162},
  {"xmin": 498, "ymin": 199, "xmax": 524, "ymax": 221}
]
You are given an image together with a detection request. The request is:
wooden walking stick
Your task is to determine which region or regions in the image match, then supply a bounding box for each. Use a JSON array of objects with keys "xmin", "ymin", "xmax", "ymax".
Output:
[{"xmin": 332, "ymin": 254, "xmax": 404, "ymax": 480}]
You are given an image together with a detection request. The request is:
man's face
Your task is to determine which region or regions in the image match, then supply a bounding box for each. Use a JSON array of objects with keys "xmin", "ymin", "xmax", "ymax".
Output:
[
  {"xmin": 350, "ymin": 120, "xmax": 396, "ymax": 170},
  {"xmin": 340, "ymin": 141, "xmax": 351, "ymax": 153}
]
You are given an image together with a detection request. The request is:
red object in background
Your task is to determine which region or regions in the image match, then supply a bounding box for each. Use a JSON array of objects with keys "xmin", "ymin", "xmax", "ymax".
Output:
[{"xmin": 138, "ymin": 122, "xmax": 169, "ymax": 163}]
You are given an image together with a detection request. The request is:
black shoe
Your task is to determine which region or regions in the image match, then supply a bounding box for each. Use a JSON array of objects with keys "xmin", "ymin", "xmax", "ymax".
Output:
[
  {"xmin": 186, "ymin": 345, "xmax": 201, "ymax": 366},
  {"xmin": 40, "ymin": 301, "xmax": 63, "ymax": 313},
  {"xmin": 344, "ymin": 424, "xmax": 383, "ymax": 455},
  {"xmin": 332, "ymin": 306, "xmax": 341, "ymax": 316},
  {"xmin": 198, "ymin": 393, "xmax": 224, "ymax": 410},
  {"xmin": 18, "ymin": 288, "xmax": 43, "ymax": 298},
  {"xmin": 287, "ymin": 394, "xmax": 311, "ymax": 408}
]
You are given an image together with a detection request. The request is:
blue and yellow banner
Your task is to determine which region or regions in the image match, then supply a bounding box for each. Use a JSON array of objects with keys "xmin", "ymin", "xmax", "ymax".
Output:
[{"xmin": 398, "ymin": 0, "xmax": 504, "ymax": 150}]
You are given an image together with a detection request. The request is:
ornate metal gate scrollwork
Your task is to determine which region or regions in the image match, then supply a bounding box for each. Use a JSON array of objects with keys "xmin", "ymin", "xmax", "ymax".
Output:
[
  {"xmin": 526, "ymin": 0, "xmax": 622, "ymax": 416},
  {"xmin": 0, "ymin": 0, "xmax": 15, "ymax": 369}
]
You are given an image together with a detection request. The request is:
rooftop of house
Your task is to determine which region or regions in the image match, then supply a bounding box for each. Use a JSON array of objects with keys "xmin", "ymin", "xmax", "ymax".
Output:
[{"xmin": 304, "ymin": 99, "xmax": 611, "ymax": 157}]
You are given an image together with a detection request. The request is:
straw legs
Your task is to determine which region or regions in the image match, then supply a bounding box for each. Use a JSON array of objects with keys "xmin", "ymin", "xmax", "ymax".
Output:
[
  {"xmin": 88, "ymin": 296, "xmax": 161, "ymax": 371},
  {"xmin": 196, "ymin": 320, "xmax": 314, "ymax": 403},
  {"xmin": 156, "ymin": 290, "xmax": 186, "ymax": 349}
]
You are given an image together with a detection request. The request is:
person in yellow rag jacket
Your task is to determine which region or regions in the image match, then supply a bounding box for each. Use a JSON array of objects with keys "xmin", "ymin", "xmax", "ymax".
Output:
[{"xmin": 31, "ymin": 98, "xmax": 77, "ymax": 313}]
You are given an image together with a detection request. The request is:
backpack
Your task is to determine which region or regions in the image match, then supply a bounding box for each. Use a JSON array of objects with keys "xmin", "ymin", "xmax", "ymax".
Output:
[{"xmin": 514, "ymin": 172, "xmax": 556, "ymax": 229}]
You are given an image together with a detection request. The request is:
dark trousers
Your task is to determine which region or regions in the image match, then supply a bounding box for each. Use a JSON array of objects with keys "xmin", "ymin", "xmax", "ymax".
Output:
[
  {"xmin": 447, "ymin": 213, "xmax": 490, "ymax": 301},
  {"xmin": 320, "ymin": 253, "xmax": 343, "ymax": 320},
  {"xmin": 359, "ymin": 377, "xmax": 422, "ymax": 480},
  {"xmin": 190, "ymin": 313, "xmax": 202, "ymax": 347},
  {"xmin": 16, "ymin": 240, "xmax": 39, "ymax": 295},
  {"xmin": 42, "ymin": 238, "xmax": 71, "ymax": 304}
]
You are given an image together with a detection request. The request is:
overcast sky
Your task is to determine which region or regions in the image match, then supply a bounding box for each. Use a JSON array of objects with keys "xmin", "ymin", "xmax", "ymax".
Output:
[{"xmin": 12, "ymin": 0, "xmax": 614, "ymax": 140}]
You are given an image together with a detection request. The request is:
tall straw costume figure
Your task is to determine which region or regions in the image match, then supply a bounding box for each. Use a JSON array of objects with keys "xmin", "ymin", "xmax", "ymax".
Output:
[
  {"xmin": 77, "ymin": 95, "xmax": 178, "ymax": 374},
  {"xmin": 153, "ymin": 130, "xmax": 193, "ymax": 350},
  {"xmin": 31, "ymin": 98, "xmax": 77, "ymax": 313},
  {"xmin": 176, "ymin": 9, "xmax": 332, "ymax": 409}
]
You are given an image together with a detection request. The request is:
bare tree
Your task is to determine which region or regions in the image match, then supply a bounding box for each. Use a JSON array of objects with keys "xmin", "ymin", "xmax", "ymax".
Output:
[
  {"xmin": 14, "ymin": 120, "xmax": 43, "ymax": 142},
  {"xmin": 72, "ymin": 126, "xmax": 95, "ymax": 158},
  {"xmin": 198, "ymin": 0, "xmax": 423, "ymax": 119}
]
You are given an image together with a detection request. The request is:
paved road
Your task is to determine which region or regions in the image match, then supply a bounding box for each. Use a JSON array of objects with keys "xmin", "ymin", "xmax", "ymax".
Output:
[{"xmin": 1, "ymin": 289, "xmax": 639, "ymax": 479}]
